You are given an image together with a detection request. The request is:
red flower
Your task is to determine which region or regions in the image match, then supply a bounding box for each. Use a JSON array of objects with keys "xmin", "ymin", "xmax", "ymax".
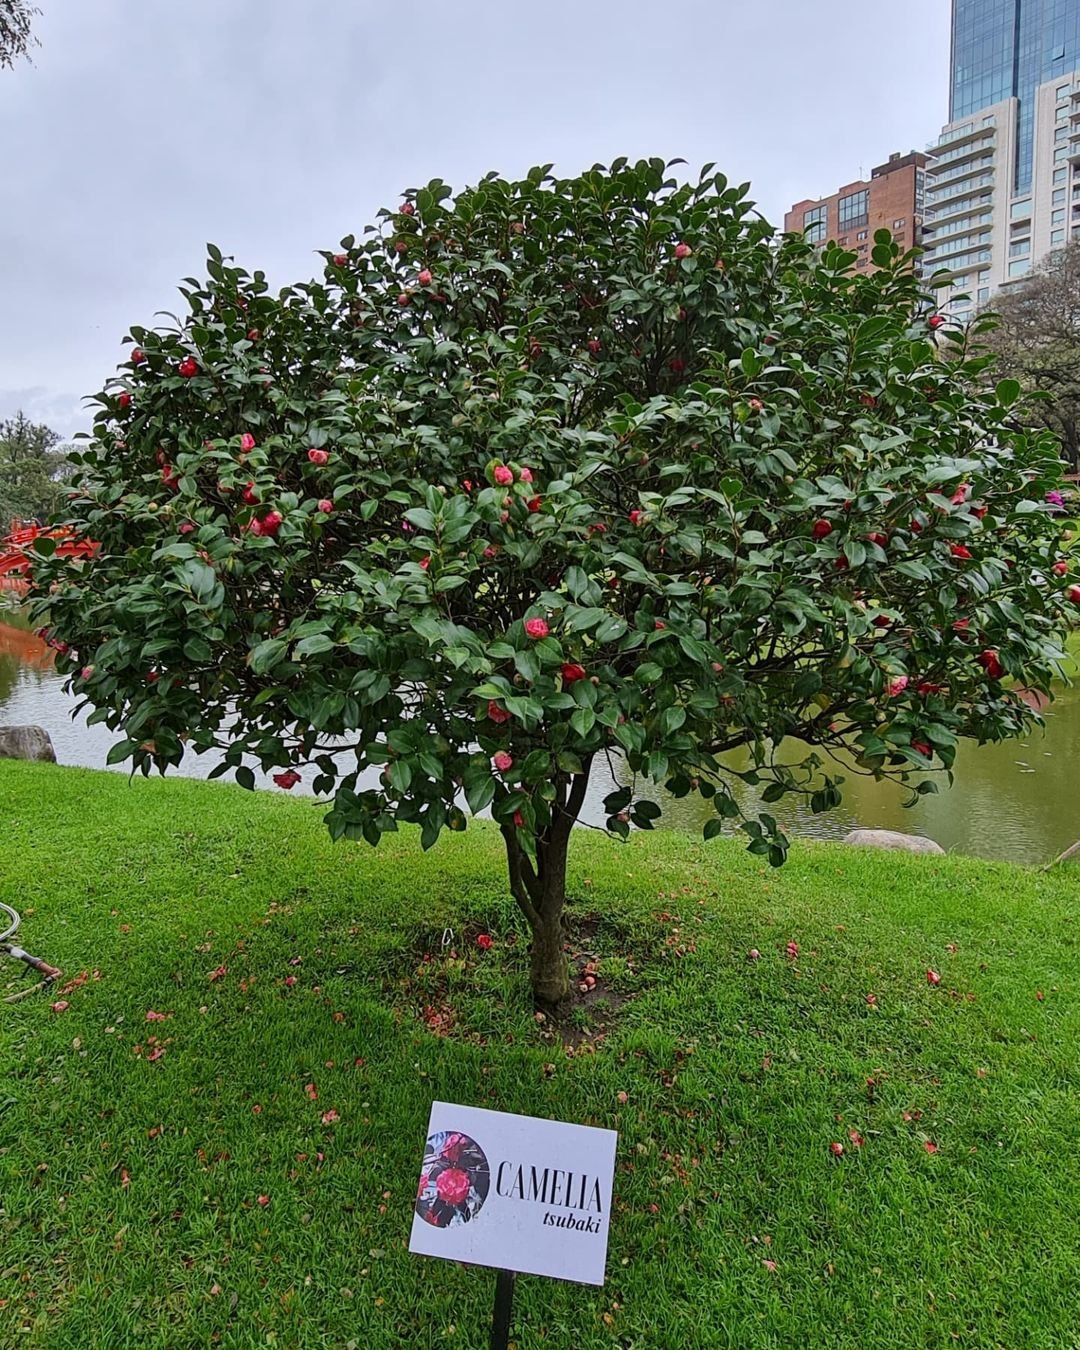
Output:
[
  {"xmin": 146, "ymin": 670, "xmax": 160, "ymax": 684},
  {"xmin": 950, "ymin": 544, "xmax": 973, "ymax": 560},
  {"xmin": 654, "ymin": 619, "xmax": 666, "ymax": 630},
  {"xmin": 493, "ymin": 465, "xmax": 513, "ymax": 486},
  {"xmin": 524, "ymin": 617, "xmax": 549, "ymax": 639},
  {"xmin": 435, "ymin": 1167, "xmax": 471, "ymax": 1206},
  {"xmin": 512, "ymin": 811, "xmax": 525, "ymax": 828},
  {"xmin": 1052, "ymin": 560, "xmax": 1069, "ymax": 576},
  {"xmin": 247, "ymin": 328, "xmax": 260, "ymax": 341},
  {"xmin": 317, "ymin": 498, "xmax": 333, "ymax": 514},
  {"xmin": 669, "ymin": 357, "xmax": 685, "ymax": 373},
  {"xmin": 926, "ymin": 969, "xmax": 941, "ymax": 986},
  {"xmin": 1068, "ymin": 584, "xmax": 1080, "ymax": 604},
  {"xmin": 273, "ymin": 769, "xmax": 302, "ymax": 790},
  {"xmin": 418, "ymin": 269, "xmax": 433, "ymax": 287},
  {"xmin": 440, "ymin": 1133, "xmax": 468, "ymax": 1162},
  {"xmin": 923, "ymin": 1140, "xmax": 939, "ymax": 1154},
  {"xmin": 977, "ymin": 649, "xmax": 1004, "ymax": 680},
  {"xmin": 910, "ymin": 517, "xmax": 924, "ymax": 533},
  {"xmin": 241, "ymin": 482, "xmax": 258, "ymax": 505},
  {"xmin": 178, "ymin": 522, "xmax": 195, "ymax": 535},
  {"xmin": 118, "ymin": 392, "xmax": 131, "ymax": 410},
  {"xmin": 811, "ymin": 519, "xmax": 832, "ymax": 539},
  {"xmin": 419, "ymin": 556, "xmax": 430, "ymax": 570},
  {"xmin": 829, "ymin": 1141, "xmax": 844, "ymax": 1156},
  {"xmin": 786, "ymin": 941, "xmax": 799, "ymax": 959},
  {"xmin": 629, "ymin": 509, "xmax": 644, "ymax": 525},
  {"xmin": 917, "ymin": 681, "xmax": 942, "ymax": 696},
  {"xmin": 911, "ymin": 740, "xmax": 932, "ymax": 758},
  {"xmin": 257, "ymin": 1195, "xmax": 270, "ymax": 1207},
  {"xmin": 253, "ymin": 510, "xmax": 283, "ymax": 537},
  {"xmin": 972, "ymin": 505, "xmax": 988, "ymax": 519},
  {"xmin": 397, "ymin": 292, "xmax": 411, "ymax": 306},
  {"xmin": 867, "ymin": 532, "xmax": 889, "ymax": 549},
  {"xmin": 561, "ymin": 663, "xmax": 586, "ymax": 683},
  {"xmin": 674, "ymin": 241, "xmax": 692, "ymax": 259},
  {"xmin": 860, "ymin": 393, "xmax": 876, "ymax": 407},
  {"xmin": 240, "ymin": 433, "xmax": 256, "ymax": 451},
  {"xmin": 476, "ymin": 933, "xmax": 494, "ymax": 951},
  {"xmin": 401, "ymin": 202, "xmax": 415, "ymax": 215},
  {"xmin": 321, "ymin": 1109, "xmax": 340, "ymax": 1125},
  {"xmin": 332, "ymin": 254, "xmax": 347, "ymax": 267},
  {"xmin": 527, "ymin": 496, "xmax": 542, "ymax": 513},
  {"xmin": 493, "ymin": 751, "xmax": 513, "ymax": 772},
  {"xmin": 178, "ymin": 356, "xmax": 199, "ymax": 378},
  {"xmin": 886, "ymin": 675, "xmax": 909, "ymax": 698},
  {"xmin": 952, "ymin": 618, "xmax": 971, "ymax": 633},
  {"xmin": 928, "ymin": 314, "xmax": 944, "ymax": 330},
  {"xmin": 307, "ymin": 448, "xmax": 329, "ymax": 465},
  {"xmin": 488, "ymin": 700, "xmax": 510, "ymax": 724},
  {"xmin": 951, "ymin": 483, "xmax": 972, "ymax": 505},
  {"xmin": 588, "ymin": 338, "xmax": 602, "ymax": 355},
  {"xmin": 131, "ymin": 348, "xmax": 145, "ymax": 364}
]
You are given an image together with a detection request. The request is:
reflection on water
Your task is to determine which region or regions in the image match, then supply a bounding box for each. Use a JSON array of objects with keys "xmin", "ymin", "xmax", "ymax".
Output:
[{"xmin": 2, "ymin": 609, "xmax": 1078, "ymax": 865}]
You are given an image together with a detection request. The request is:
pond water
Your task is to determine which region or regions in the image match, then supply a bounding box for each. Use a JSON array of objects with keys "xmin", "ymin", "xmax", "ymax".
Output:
[{"xmin": 2, "ymin": 604, "xmax": 1079, "ymax": 865}]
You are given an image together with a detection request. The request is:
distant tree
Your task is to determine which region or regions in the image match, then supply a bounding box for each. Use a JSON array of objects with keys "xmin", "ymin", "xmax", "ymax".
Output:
[
  {"xmin": 0, "ymin": 413, "xmax": 71, "ymax": 529},
  {"xmin": 980, "ymin": 244, "xmax": 1080, "ymax": 472},
  {"xmin": 0, "ymin": 1, "xmax": 40, "ymax": 71}
]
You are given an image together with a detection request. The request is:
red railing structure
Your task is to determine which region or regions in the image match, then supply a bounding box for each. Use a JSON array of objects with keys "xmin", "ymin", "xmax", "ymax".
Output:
[{"xmin": 0, "ymin": 521, "xmax": 97, "ymax": 589}]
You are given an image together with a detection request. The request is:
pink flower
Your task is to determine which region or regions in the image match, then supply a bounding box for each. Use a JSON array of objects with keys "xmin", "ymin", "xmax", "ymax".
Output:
[
  {"xmin": 629, "ymin": 510, "xmax": 644, "ymax": 525},
  {"xmin": 524, "ymin": 617, "xmax": 549, "ymax": 639},
  {"xmin": 476, "ymin": 934, "xmax": 493, "ymax": 950},
  {"xmin": 488, "ymin": 700, "xmax": 510, "ymax": 724},
  {"xmin": 440, "ymin": 1133, "xmax": 469, "ymax": 1162},
  {"xmin": 519, "ymin": 466, "xmax": 533, "ymax": 483},
  {"xmin": 786, "ymin": 941, "xmax": 799, "ymax": 959},
  {"xmin": 257, "ymin": 1195, "xmax": 270, "ymax": 1207},
  {"xmin": 305, "ymin": 1083, "xmax": 318, "ymax": 1101},
  {"xmin": 273, "ymin": 769, "xmax": 302, "ymax": 790},
  {"xmin": 419, "ymin": 556, "xmax": 430, "ymax": 570},
  {"xmin": 829, "ymin": 1141, "xmax": 844, "ymax": 1156},
  {"xmin": 926, "ymin": 969, "xmax": 941, "ymax": 986},
  {"xmin": 654, "ymin": 620, "xmax": 666, "ymax": 631},
  {"xmin": 50, "ymin": 1000, "xmax": 70, "ymax": 1014},
  {"xmin": 239, "ymin": 433, "xmax": 256, "ymax": 451},
  {"xmin": 418, "ymin": 268, "xmax": 433, "ymax": 287},
  {"xmin": 674, "ymin": 242, "xmax": 692, "ymax": 259},
  {"xmin": 145, "ymin": 1010, "xmax": 169, "ymax": 1022},
  {"xmin": 493, "ymin": 465, "xmax": 514, "ymax": 486},
  {"xmin": 886, "ymin": 675, "xmax": 909, "ymax": 698},
  {"xmin": 317, "ymin": 498, "xmax": 333, "ymax": 514},
  {"xmin": 321, "ymin": 1110, "xmax": 339, "ymax": 1125},
  {"xmin": 435, "ymin": 1167, "xmax": 470, "ymax": 1205},
  {"xmin": 493, "ymin": 751, "xmax": 513, "ymax": 772},
  {"xmin": 923, "ymin": 1140, "xmax": 939, "ymax": 1154},
  {"xmin": 762, "ymin": 1259, "xmax": 778, "ymax": 1272},
  {"xmin": 747, "ymin": 949, "xmax": 761, "ymax": 961},
  {"xmin": 307, "ymin": 448, "xmax": 329, "ymax": 466},
  {"xmin": 254, "ymin": 509, "xmax": 283, "ymax": 537},
  {"xmin": 178, "ymin": 522, "xmax": 195, "ymax": 535},
  {"xmin": 284, "ymin": 975, "xmax": 297, "ymax": 987}
]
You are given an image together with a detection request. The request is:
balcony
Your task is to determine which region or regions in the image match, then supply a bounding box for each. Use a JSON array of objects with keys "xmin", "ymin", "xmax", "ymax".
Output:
[
  {"xmin": 925, "ymin": 135, "xmax": 995, "ymax": 173},
  {"xmin": 927, "ymin": 120, "xmax": 993, "ymax": 153}
]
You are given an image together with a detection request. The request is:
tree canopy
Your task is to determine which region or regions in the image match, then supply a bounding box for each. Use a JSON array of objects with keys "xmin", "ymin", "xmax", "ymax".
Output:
[
  {"xmin": 0, "ymin": 412, "xmax": 70, "ymax": 530},
  {"xmin": 978, "ymin": 243, "xmax": 1080, "ymax": 472},
  {"xmin": 31, "ymin": 160, "xmax": 1079, "ymax": 1003},
  {"xmin": 0, "ymin": 0, "xmax": 39, "ymax": 71}
]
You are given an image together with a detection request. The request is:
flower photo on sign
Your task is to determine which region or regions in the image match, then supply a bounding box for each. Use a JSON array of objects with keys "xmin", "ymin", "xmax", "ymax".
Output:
[{"xmin": 414, "ymin": 1130, "xmax": 490, "ymax": 1229}]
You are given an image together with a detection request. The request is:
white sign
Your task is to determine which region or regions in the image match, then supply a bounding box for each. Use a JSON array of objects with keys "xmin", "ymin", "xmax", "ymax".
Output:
[{"xmin": 408, "ymin": 1100, "xmax": 618, "ymax": 1285}]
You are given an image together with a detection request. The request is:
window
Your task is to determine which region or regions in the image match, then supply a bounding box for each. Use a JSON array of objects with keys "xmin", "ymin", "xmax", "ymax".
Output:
[
  {"xmin": 1009, "ymin": 240, "xmax": 1031, "ymax": 257},
  {"xmin": 838, "ymin": 189, "xmax": 869, "ymax": 230},
  {"xmin": 978, "ymin": 287, "xmax": 990, "ymax": 303},
  {"xmin": 1058, "ymin": 84, "xmax": 1071, "ymax": 97},
  {"xmin": 893, "ymin": 218, "xmax": 906, "ymax": 229},
  {"xmin": 856, "ymin": 230, "xmax": 867, "ymax": 241},
  {"xmin": 1052, "ymin": 228, "xmax": 1066, "ymax": 243},
  {"xmin": 1055, "ymin": 168, "xmax": 1068, "ymax": 183},
  {"xmin": 1054, "ymin": 188, "xmax": 1066, "ymax": 204},
  {"xmin": 1053, "ymin": 208, "xmax": 1066, "ymax": 223},
  {"xmin": 803, "ymin": 204, "xmax": 827, "ymax": 244},
  {"xmin": 1008, "ymin": 259, "xmax": 1032, "ymax": 278},
  {"xmin": 1056, "ymin": 126, "xmax": 1070, "ymax": 141},
  {"xmin": 1055, "ymin": 146, "xmax": 1071, "ymax": 161},
  {"xmin": 1010, "ymin": 199, "xmax": 1032, "ymax": 219}
]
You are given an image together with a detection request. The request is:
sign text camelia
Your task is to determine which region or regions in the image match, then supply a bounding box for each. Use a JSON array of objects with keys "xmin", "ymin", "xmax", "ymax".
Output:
[{"xmin": 409, "ymin": 1101, "xmax": 618, "ymax": 1285}]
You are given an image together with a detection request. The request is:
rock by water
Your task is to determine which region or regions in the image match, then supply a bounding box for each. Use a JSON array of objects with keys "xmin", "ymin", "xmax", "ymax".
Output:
[
  {"xmin": 0, "ymin": 725, "xmax": 57, "ymax": 763},
  {"xmin": 842, "ymin": 828, "xmax": 945, "ymax": 856}
]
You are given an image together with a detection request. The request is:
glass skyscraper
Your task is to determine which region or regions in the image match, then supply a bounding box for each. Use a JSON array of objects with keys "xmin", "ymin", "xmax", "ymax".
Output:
[{"xmin": 951, "ymin": 0, "xmax": 1080, "ymax": 190}]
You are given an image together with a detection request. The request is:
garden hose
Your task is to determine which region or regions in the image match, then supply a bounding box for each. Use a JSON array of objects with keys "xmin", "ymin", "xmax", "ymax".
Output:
[{"xmin": 1, "ymin": 901, "xmax": 62, "ymax": 1001}]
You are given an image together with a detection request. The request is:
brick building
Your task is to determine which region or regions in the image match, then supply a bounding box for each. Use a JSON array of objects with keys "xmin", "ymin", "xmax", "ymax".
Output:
[{"xmin": 783, "ymin": 151, "xmax": 929, "ymax": 271}]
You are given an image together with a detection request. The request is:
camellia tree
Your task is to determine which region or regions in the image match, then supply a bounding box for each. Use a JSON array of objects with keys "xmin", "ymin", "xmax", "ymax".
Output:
[{"xmin": 32, "ymin": 160, "xmax": 1079, "ymax": 1004}]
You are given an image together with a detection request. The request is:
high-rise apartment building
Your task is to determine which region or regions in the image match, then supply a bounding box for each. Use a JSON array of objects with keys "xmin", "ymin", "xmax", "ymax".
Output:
[
  {"xmin": 923, "ymin": 0, "xmax": 1080, "ymax": 313},
  {"xmin": 783, "ymin": 152, "xmax": 928, "ymax": 273}
]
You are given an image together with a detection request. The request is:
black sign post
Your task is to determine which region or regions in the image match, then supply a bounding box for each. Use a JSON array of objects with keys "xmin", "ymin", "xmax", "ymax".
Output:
[{"xmin": 490, "ymin": 1268, "xmax": 515, "ymax": 1349}]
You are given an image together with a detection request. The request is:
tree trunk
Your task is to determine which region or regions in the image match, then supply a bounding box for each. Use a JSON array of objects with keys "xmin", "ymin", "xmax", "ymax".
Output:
[
  {"xmin": 529, "ymin": 907, "xmax": 569, "ymax": 1005},
  {"xmin": 500, "ymin": 763, "xmax": 591, "ymax": 1008}
]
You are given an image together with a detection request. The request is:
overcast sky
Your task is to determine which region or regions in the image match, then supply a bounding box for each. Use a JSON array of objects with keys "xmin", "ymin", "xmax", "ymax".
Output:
[{"xmin": 0, "ymin": 0, "xmax": 950, "ymax": 439}]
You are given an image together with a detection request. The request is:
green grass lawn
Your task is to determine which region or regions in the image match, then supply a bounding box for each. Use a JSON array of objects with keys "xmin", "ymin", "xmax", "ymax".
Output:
[{"xmin": 1, "ymin": 762, "xmax": 1078, "ymax": 1348}]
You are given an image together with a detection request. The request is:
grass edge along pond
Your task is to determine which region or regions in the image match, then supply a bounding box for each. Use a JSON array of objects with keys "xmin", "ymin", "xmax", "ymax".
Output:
[{"xmin": 1, "ymin": 761, "xmax": 1078, "ymax": 1349}]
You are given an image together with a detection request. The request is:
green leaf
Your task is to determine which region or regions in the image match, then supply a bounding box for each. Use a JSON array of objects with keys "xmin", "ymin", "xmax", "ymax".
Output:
[{"xmin": 250, "ymin": 639, "xmax": 289, "ymax": 675}]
